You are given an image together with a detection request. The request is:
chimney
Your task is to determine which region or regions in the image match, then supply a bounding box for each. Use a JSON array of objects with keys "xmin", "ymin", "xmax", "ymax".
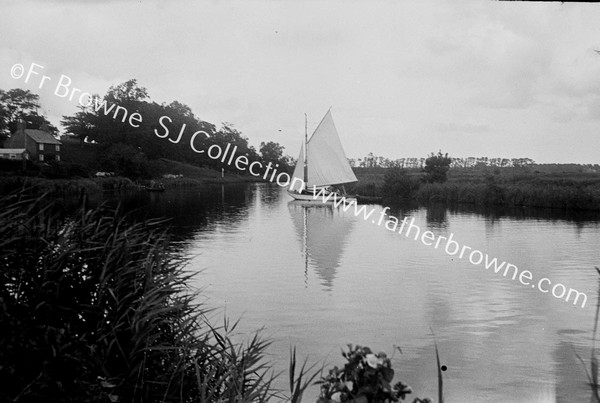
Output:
[{"xmin": 17, "ymin": 118, "xmax": 26, "ymax": 135}]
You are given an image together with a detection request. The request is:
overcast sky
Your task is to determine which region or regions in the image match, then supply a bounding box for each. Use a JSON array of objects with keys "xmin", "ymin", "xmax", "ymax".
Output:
[{"xmin": 1, "ymin": 0, "xmax": 599, "ymax": 163}]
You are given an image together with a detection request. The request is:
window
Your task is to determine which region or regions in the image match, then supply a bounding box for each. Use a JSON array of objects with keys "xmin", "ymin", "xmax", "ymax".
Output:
[
  {"xmin": 56, "ymin": 155, "xmax": 60, "ymax": 162},
  {"xmin": 56, "ymin": 145, "xmax": 60, "ymax": 152},
  {"xmin": 39, "ymin": 143, "xmax": 44, "ymax": 151},
  {"xmin": 39, "ymin": 154, "xmax": 44, "ymax": 161},
  {"xmin": 10, "ymin": 154, "xmax": 16, "ymax": 159}
]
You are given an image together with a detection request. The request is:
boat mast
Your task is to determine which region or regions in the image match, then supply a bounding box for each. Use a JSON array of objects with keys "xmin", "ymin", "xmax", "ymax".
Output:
[{"xmin": 303, "ymin": 113, "xmax": 308, "ymax": 187}]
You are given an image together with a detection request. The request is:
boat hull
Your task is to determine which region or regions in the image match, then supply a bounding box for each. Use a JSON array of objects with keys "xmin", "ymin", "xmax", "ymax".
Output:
[
  {"xmin": 286, "ymin": 190, "xmax": 356, "ymax": 203},
  {"xmin": 287, "ymin": 190, "xmax": 329, "ymax": 202}
]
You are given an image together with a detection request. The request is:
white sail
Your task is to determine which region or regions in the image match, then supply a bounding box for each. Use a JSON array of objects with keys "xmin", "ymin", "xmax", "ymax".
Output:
[{"xmin": 291, "ymin": 110, "xmax": 357, "ymax": 190}]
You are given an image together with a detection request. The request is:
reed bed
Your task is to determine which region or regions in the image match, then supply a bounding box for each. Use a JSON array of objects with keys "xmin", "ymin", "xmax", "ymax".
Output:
[
  {"xmin": 354, "ymin": 168, "xmax": 600, "ymax": 211},
  {"xmin": 0, "ymin": 190, "xmax": 316, "ymax": 402}
]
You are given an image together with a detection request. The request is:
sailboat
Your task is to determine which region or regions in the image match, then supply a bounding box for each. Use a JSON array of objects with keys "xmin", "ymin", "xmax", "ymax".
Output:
[{"xmin": 287, "ymin": 110, "xmax": 358, "ymax": 201}]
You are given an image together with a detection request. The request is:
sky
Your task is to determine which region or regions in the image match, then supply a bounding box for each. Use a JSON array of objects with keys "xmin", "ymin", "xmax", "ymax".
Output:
[{"xmin": 1, "ymin": 0, "xmax": 600, "ymax": 164}]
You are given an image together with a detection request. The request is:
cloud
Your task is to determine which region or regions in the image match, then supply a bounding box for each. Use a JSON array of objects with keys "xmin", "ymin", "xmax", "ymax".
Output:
[
  {"xmin": 436, "ymin": 121, "xmax": 489, "ymax": 134},
  {"xmin": 0, "ymin": 0, "xmax": 599, "ymax": 163}
]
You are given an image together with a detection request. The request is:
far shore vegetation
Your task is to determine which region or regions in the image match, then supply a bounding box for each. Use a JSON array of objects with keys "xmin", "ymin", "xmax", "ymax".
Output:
[
  {"xmin": 349, "ymin": 153, "xmax": 600, "ymax": 212},
  {"xmin": 0, "ymin": 82, "xmax": 293, "ymax": 195},
  {"xmin": 1, "ymin": 82, "xmax": 599, "ymax": 211}
]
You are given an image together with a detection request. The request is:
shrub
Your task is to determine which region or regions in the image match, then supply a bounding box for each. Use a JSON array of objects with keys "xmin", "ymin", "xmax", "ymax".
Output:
[
  {"xmin": 383, "ymin": 168, "xmax": 421, "ymax": 199},
  {"xmin": 99, "ymin": 143, "xmax": 152, "ymax": 179},
  {"xmin": 423, "ymin": 152, "xmax": 452, "ymax": 184}
]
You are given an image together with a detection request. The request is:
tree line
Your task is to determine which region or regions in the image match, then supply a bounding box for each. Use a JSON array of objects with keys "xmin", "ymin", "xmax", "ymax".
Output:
[
  {"xmin": 0, "ymin": 80, "xmax": 294, "ymax": 179},
  {"xmin": 350, "ymin": 152, "xmax": 537, "ymax": 169}
]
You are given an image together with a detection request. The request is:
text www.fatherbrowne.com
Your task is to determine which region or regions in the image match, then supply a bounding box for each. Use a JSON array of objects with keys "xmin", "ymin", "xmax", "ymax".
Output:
[
  {"xmin": 10, "ymin": 61, "xmax": 588, "ymax": 308},
  {"xmin": 309, "ymin": 186, "xmax": 589, "ymax": 309}
]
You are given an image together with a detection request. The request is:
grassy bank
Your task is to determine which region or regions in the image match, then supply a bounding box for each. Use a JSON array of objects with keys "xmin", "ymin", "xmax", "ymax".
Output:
[
  {"xmin": 349, "ymin": 166, "xmax": 600, "ymax": 211},
  {"xmin": 153, "ymin": 158, "xmax": 263, "ymax": 185},
  {"xmin": 0, "ymin": 155, "xmax": 263, "ymax": 194},
  {"xmin": 0, "ymin": 175, "xmax": 136, "ymax": 195}
]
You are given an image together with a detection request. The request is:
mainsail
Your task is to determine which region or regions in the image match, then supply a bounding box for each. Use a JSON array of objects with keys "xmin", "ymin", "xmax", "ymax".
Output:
[{"xmin": 291, "ymin": 110, "xmax": 357, "ymax": 189}]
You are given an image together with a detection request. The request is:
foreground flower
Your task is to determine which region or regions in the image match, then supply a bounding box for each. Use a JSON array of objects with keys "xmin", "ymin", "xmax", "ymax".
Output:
[{"xmin": 365, "ymin": 353, "xmax": 379, "ymax": 368}]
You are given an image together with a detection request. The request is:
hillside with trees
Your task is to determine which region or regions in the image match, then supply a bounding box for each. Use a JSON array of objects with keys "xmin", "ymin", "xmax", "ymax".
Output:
[{"xmin": 0, "ymin": 80, "xmax": 294, "ymax": 183}]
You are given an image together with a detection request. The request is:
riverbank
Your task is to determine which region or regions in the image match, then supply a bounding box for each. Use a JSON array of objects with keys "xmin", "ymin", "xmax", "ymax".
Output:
[
  {"xmin": 349, "ymin": 165, "xmax": 600, "ymax": 211},
  {"xmin": 0, "ymin": 158, "xmax": 264, "ymax": 195}
]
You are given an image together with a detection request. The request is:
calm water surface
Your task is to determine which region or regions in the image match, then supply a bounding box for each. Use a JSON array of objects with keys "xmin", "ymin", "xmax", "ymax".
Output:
[{"xmin": 105, "ymin": 183, "xmax": 600, "ymax": 402}]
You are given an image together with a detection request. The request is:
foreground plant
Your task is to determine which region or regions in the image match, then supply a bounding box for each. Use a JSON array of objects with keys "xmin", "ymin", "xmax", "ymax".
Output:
[
  {"xmin": 316, "ymin": 344, "xmax": 432, "ymax": 403},
  {"xmin": 0, "ymin": 190, "xmax": 292, "ymax": 402}
]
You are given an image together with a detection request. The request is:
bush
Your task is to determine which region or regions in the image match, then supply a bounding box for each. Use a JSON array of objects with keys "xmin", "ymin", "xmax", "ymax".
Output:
[
  {"xmin": 99, "ymin": 143, "xmax": 152, "ymax": 179},
  {"xmin": 383, "ymin": 168, "xmax": 421, "ymax": 199},
  {"xmin": 423, "ymin": 152, "xmax": 451, "ymax": 183}
]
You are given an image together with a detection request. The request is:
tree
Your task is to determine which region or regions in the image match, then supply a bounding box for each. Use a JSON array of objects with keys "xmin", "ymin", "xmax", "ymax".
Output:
[
  {"xmin": 423, "ymin": 151, "xmax": 452, "ymax": 183},
  {"xmin": 105, "ymin": 79, "xmax": 149, "ymax": 103},
  {"xmin": 99, "ymin": 143, "xmax": 150, "ymax": 179},
  {"xmin": 166, "ymin": 100, "xmax": 195, "ymax": 119},
  {"xmin": 259, "ymin": 141, "xmax": 284, "ymax": 164},
  {"xmin": 61, "ymin": 105, "xmax": 97, "ymax": 145},
  {"xmin": 61, "ymin": 80, "xmax": 216, "ymax": 165},
  {"xmin": 259, "ymin": 141, "xmax": 294, "ymax": 172},
  {"xmin": 22, "ymin": 111, "xmax": 58, "ymax": 135}
]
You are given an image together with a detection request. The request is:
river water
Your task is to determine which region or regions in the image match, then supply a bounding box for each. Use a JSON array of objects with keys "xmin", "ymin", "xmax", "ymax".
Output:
[{"xmin": 103, "ymin": 183, "xmax": 600, "ymax": 402}]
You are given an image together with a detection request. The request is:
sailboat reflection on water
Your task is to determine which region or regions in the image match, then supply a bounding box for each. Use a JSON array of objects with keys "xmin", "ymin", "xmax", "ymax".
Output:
[{"xmin": 288, "ymin": 201, "xmax": 355, "ymax": 291}]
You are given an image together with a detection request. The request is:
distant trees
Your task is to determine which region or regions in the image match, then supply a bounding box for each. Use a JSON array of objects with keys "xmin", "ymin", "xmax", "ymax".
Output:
[
  {"xmin": 354, "ymin": 152, "xmax": 537, "ymax": 170},
  {"xmin": 423, "ymin": 151, "xmax": 452, "ymax": 183},
  {"xmin": 356, "ymin": 152, "xmax": 426, "ymax": 169},
  {"xmin": 449, "ymin": 157, "xmax": 535, "ymax": 168}
]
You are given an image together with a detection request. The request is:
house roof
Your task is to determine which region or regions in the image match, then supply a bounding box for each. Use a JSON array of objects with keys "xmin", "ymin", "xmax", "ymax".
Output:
[
  {"xmin": 0, "ymin": 148, "xmax": 27, "ymax": 153},
  {"xmin": 25, "ymin": 129, "xmax": 62, "ymax": 145}
]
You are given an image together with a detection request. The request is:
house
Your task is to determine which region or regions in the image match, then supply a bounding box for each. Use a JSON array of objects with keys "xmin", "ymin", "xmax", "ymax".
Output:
[
  {"xmin": 0, "ymin": 148, "xmax": 29, "ymax": 160},
  {"xmin": 3, "ymin": 120, "xmax": 62, "ymax": 162}
]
